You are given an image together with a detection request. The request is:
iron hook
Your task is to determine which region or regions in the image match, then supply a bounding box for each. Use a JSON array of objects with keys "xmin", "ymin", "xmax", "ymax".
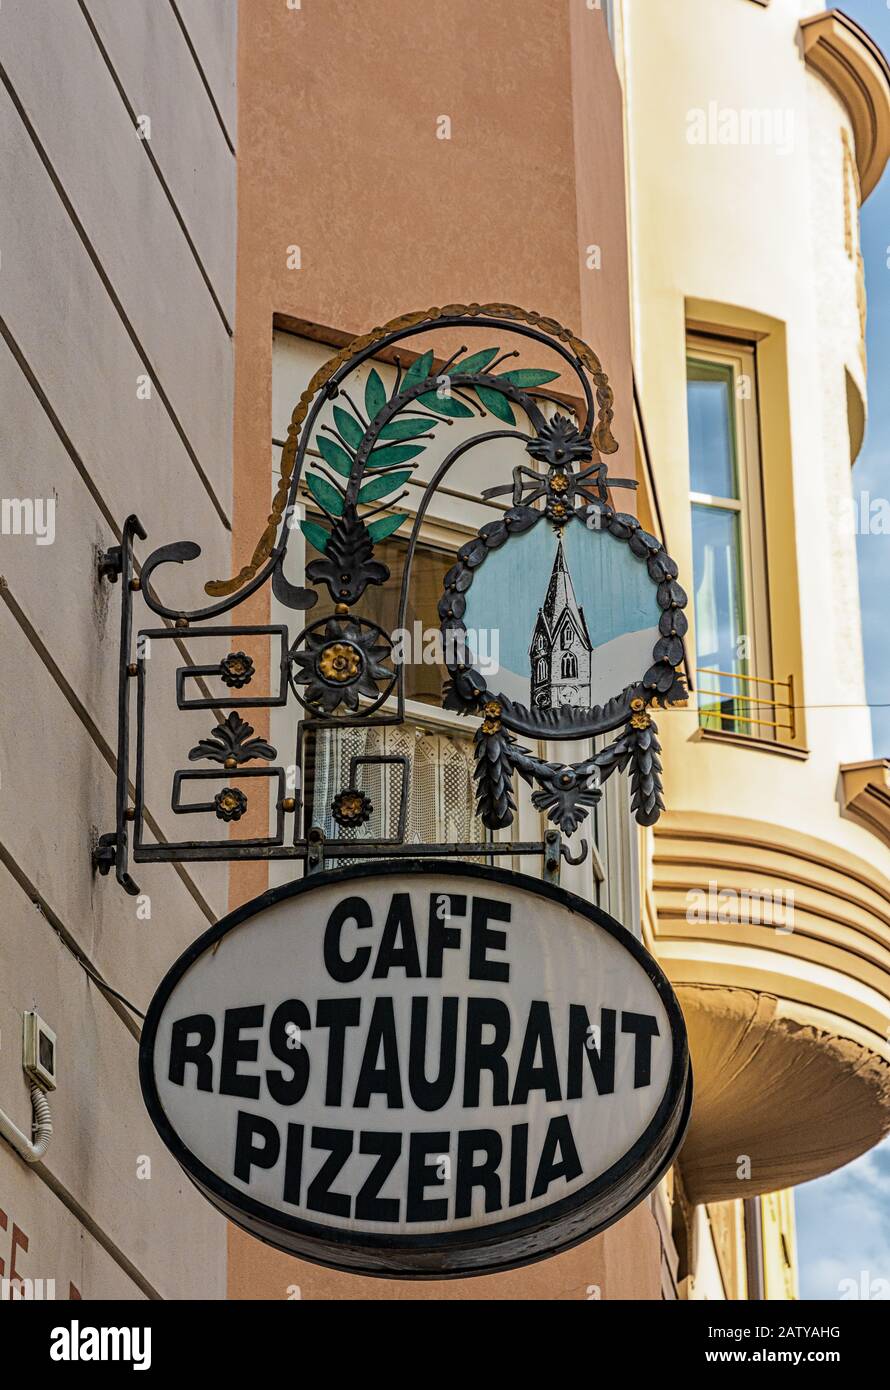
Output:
[{"xmin": 560, "ymin": 837, "xmax": 589, "ymax": 867}]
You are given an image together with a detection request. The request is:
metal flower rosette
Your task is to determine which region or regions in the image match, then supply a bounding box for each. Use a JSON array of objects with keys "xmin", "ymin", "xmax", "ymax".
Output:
[{"xmin": 94, "ymin": 305, "xmax": 688, "ymax": 895}]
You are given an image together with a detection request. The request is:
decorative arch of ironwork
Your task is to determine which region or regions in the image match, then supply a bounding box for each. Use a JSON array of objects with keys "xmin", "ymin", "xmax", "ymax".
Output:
[{"xmin": 93, "ymin": 304, "xmax": 688, "ymax": 896}]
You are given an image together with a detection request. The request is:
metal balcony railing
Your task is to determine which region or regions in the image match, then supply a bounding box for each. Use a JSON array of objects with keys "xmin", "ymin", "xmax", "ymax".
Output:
[{"xmin": 696, "ymin": 668, "xmax": 796, "ymax": 743}]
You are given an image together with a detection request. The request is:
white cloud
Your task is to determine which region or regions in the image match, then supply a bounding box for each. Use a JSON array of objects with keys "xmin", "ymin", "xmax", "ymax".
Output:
[{"xmin": 795, "ymin": 1138, "xmax": 890, "ymax": 1299}]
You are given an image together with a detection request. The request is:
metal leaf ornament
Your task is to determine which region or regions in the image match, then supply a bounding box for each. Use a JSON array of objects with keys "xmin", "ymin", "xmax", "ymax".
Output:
[
  {"xmin": 626, "ymin": 719, "xmax": 664, "ymax": 827},
  {"xmin": 591, "ymin": 704, "xmax": 665, "ymax": 827},
  {"xmin": 305, "ymin": 504, "xmax": 390, "ymax": 606},
  {"xmin": 525, "ymin": 412, "xmax": 593, "ymax": 468},
  {"xmin": 467, "ymin": 698, "xmax": 667, "ymax": 836},
  {"xmin": 528, "ymin": 766, "xmax": 602, "ymax": 835},
  {"xmin": 298, "ymin": 346, "xmax": 560, "ymax": 587},
  {"xmin": 473, "ymin": 709, "xmax": 517, "ymax": 831},
  {"xmin": 188, "ymin": 712, "xmax": 277, "ymax": 766}
]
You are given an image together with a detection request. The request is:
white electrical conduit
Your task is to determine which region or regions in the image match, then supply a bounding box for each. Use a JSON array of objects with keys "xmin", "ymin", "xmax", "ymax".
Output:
[{"xmin": 0, "ymin": 1083, "xmax": 52, "ymax": 1163}]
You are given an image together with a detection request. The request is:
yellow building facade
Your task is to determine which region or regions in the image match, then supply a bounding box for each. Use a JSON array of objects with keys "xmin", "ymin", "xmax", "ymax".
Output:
[{"xmin": 616, "ymin": 0, "xmax": 890, "ymax": 1298}]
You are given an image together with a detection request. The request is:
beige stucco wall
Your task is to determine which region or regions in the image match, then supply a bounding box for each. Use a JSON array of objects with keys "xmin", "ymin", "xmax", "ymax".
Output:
[
  {"xmin": 620, "ymin": 0, "xmax": 890, "ymax": 1209},
  {"xmin": 620, "ymin": 0, "xmax": 879, "ymax": 856},
  {"xmin": 0, "ymin": 0, "xmax": 235, "ymax": 1298}
]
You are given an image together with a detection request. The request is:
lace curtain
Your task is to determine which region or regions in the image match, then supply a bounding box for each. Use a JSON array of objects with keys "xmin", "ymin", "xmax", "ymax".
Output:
[{"xmin": 309, "ymin": 723, "xmax": 487, "ymax": 860}]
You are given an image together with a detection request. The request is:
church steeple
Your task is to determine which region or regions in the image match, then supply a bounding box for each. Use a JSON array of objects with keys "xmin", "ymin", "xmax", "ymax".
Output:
[
  {"xmin": 540, "ymin": 538, "xmax": 591, "ymax": 646},
  {"xmin": 529, "ymin": 538, "xmax": 593, "ymax": 710}
]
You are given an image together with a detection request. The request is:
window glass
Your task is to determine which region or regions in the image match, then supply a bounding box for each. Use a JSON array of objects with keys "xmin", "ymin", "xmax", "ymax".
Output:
[
  {"xmin": 691, "ymin": 503, "xmax": 745, "ymax": 673},
  {"xmin": 687, "ymin": 359, "xmax": 738, "ymax": 498},
  {"xmin": 687, "ymin": 338, "xmax": 773, "ymax": 739}
]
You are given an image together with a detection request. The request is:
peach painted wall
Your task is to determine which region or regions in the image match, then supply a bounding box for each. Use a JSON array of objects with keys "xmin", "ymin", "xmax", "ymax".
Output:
[
  {"xmin": 228, "ymin": 0, "xmax": 650, "ymax": 1300},
  {"xmin": 227, "ymin": 1202, "xmax": 662, "ymax": 1301}
]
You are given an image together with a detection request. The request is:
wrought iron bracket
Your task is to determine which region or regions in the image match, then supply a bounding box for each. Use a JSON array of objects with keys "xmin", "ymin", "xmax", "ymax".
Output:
[
  {"xmin": 90, "ymin": 307, "xmax": 686, "ymax": 894},
  {"xmin": 543, "ymin": 829, "xmax": 562, "ymax": 885},
  {"xmin": 96, "ymin": 545, "xmax": 123, "ymax": 583},
  {"xmin": 92, "ymin": 832, "xmax": 118, "ymax": 875},
  {"xmin": 92, "ymin": 514, "xmax": 146, "ymax": 896}
]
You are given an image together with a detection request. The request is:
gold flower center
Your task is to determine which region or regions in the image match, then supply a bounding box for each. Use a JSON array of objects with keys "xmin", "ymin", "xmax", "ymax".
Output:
[{"xmin": 319, "ymin": 642, "xmax": 361, "ymax": 682}]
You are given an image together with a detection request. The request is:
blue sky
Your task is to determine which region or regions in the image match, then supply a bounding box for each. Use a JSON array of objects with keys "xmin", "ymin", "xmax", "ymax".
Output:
[
  {"xmin": 796, "ymin": 1141, "xmax": 890, "ymax": 1300},
  {"xmin": 848, "ymin": 4, "xmax": 890, "ymax": 754},
  {"xmin": 795, "ymin": 0, "xmax": 890, "ymax": 1302}
]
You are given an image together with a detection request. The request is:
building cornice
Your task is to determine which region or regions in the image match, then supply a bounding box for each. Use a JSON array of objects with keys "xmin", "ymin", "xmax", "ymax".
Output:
[
  {"xmin": 648, "ymin": 809, "xmax": 890, "ymax": 1202},
  {"xmin": 840, "ymin": 759, "xmax": 890, "ymax": 849},
  {"xmin": 800, "ymin": 9, "xmax": 890, "ymax": 200}
]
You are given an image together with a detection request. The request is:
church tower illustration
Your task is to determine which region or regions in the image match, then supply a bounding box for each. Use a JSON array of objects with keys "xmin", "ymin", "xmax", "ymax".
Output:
[{"xmin": 529, "ymin": 538, "xmax": 593, "ymax": 709}]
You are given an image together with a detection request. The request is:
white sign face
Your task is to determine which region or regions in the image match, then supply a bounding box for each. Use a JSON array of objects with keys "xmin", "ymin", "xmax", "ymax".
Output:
[{"xmin": 140, "ymin": 864, "xmax": 690, "ymax": 1277}]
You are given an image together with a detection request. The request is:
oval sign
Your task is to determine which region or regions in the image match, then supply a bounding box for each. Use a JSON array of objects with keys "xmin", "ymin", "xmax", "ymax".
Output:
[{"xmin": 139, "ymin": 863, "xmax": 691, "ymax": 1278}]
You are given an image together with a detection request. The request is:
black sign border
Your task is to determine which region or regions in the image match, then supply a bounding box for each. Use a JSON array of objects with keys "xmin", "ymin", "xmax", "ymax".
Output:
[{"xmin": 139, "ymin": 861, "xmax": 692, "ymax": 1279}]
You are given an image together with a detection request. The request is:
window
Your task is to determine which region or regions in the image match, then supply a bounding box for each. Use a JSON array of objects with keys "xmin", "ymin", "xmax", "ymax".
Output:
[
  {"xmin": 301, "ymin": 527, "xmax": 452, "ymax": 706},
  {"xmin": 561, "ymin": 653, "xmax": 578, "ymax": 679},
  {"xmin": 297, "ymin": 527, "xmax": 490, "ymax": 856},
  {"xmin": 687, "ymin": 337, "xmax": 772, "ymax": 737}
]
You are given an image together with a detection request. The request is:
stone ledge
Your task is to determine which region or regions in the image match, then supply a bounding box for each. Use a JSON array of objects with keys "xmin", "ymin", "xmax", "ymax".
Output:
[
  {"xmin": 801, "ymin": 9, "xmax": 890, "ymax": 199},
  {"xmin": 840, "ymin": 758, "xmax": 890, "ymax": 849}
]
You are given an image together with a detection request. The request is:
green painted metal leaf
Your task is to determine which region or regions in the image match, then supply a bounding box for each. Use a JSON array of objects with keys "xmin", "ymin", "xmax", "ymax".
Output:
[
  {"xmin": 475, "ymin": 385, "xmax": 516, "ymax": 424},
  {"xmin": 401, "ymin": 349, "xmax": 435, "ymax": 393},
  {"xmin": 453, "ymin": 347, "xmax": 499, "ymax": 375},
  {"xmin": 416, "ymin": 389, "xmax": 474, "ymax": 418},
  {"xmin": 366, "ymin": 443, "xmax": 426, "ymax": 469},
  {"xmin": 498, "ymin": 368, "xmax": 561, "ymax": 388},
  {"xmin": 358, "ymin": 469, "xmax": 413, "ymax": 504},
  {"xmin": 365, "ymin": 368, "xmax": 387, "ymax": 419},
  {"xmin": 316, "ymin": 436, "xmax": 354, "ymax": 477},
  {"xmin": 333, "ymin": 406, "xmax": 364, "ymax": 450},
  {"xmin": 299, "ymin": 519, "xmax": 330, "ymax": 553},
  {"xmin": 367, "ymin": 512, "xmax": 409, "ymax": 543},
  {"xmin": 305, "ymin": 472, "xmax": 345, "ymax": 517},
  {"xmin": 377, "ymin": 419, "xmax": 435, "ymax": 442}
]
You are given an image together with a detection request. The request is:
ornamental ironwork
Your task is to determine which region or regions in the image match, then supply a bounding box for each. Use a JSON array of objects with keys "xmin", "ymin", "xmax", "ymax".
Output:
[{"xmin": 92, "ymin": 304, "xmax": 688, "ymax": 896}]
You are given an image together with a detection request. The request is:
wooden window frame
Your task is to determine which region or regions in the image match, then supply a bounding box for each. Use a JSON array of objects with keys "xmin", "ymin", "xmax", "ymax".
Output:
[{"xmin": 687, "ymin": 334, "xmax": 773, "ymax": 708}]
